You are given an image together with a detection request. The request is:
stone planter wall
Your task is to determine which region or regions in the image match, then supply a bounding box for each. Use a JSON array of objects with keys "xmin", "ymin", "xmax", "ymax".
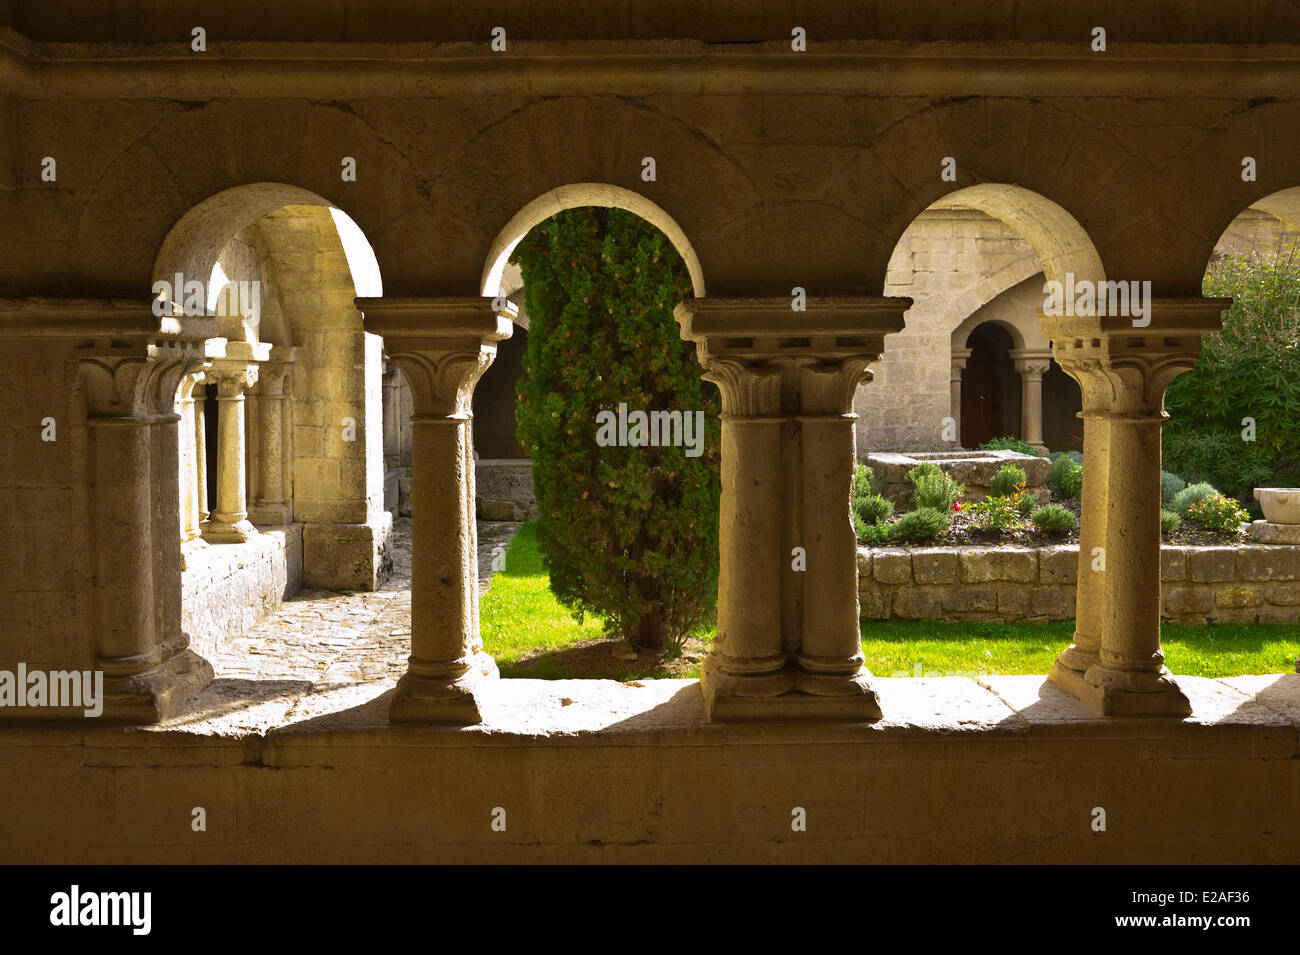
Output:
[{"xmin": 858, "ymin": 542, "xmax": 1300, "ymax": 624}]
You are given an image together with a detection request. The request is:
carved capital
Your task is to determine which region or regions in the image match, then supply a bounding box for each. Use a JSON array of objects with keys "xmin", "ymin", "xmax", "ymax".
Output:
[
  {"xmin": 797, "ymin": 355, "xmax": 877, "ymax": 416},
  {"xmin": 76, "ymin": 339, "xmax": 207, "ymax": 419},
  {"xmin": 703, "ymin": 359, "xmax": 784, "ymax": 417},
  {"xmin": 208, "ymin": 361, "xmax": 260, "ymax": 398},
  {"xmin": 357, "ymin": 296, "xmax": 513, "ymax": 417},
  {"xmin": 1045, "ymin": 299, "xmax": 1228, "ymax": 416}
]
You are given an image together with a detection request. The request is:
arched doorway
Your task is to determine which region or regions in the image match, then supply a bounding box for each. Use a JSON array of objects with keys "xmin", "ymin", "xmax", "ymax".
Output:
[{"xmin": 960, "ymin": 322, "xmax": 1020, "ymax": 447}]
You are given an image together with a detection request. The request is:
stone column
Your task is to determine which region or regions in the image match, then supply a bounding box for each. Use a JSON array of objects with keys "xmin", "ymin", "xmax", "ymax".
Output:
[
  {"xmin": 176, "ymin": 370, "xmax": 206, "ymax": 544},
  {"xmin": 76, "ymin": 340, "xmax": 214, "ymax": 721},
  {"xmin": 203, "ymin": 342, "xmax": 270, "ymax": 543},
  {"xmin": 382, "ymin": 359, "xmax": 401, "ymax": 466},
  {"xmin": 359, "ymin": 297, "xmax": 512, "ymax": 724},
  {"xmin": 1011, "ymin": 350, "xmax": 1052, "ymax": 451},
  {"xmin": 950, "ymin": 348, "xmax": 970, "ymax": 445},
  {"xmin": 1042, "ymin": 300, "xmax": 1227, "ymax": 716},
  {"xmin": 676, "ymin": 297, "xmax": 908, "ymax": 721},
  {"xmin": 248, "ymin": 346, "xmax": 298, "ymax": 526}
]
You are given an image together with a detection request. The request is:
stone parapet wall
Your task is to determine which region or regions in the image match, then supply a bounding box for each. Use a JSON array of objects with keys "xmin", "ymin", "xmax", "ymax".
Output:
[
  {"xmin": 181, "ymin": 525, "xmax": 302, "ymax": 660},
  {"xmin": 858, "ymin": 543, "xmax": 1300, "ymax": 624}
]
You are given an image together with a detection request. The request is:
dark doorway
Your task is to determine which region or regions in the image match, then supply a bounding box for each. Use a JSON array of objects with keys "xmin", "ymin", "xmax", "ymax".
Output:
[
  {"xmin": 961, "ymin": 322, "xmax": 1020, "ymax": 448},
  {"xmin": 1042, "ymin": 358, "xmax": 1083, "ymax": 451},
  {"xmin": 472, "ymin": 326, "xmax": 529, "ymax": 459},
  {"xmin": 203, "ymin": 384, "xmax": 219, "ymax": 511}
]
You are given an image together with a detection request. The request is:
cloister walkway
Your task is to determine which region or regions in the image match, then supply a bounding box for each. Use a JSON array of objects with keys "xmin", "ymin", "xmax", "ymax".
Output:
[{"xmin": 157, "ymin": 519, "xmax": 520, "ymax": 734}]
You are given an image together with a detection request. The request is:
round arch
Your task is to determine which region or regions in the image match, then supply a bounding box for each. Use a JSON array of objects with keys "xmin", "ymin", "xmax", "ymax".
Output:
[
  {"xmin": 924, "ymin": 183, "xmax": 1106, "ymax": 287},
  {"xmin": 480, "ymin": 183, "xmax": 707, "ymax": 299}
]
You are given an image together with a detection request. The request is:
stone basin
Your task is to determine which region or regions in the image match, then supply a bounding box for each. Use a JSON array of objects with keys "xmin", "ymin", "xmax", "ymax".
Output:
[{"xmin": 1254, "ymin": 488, "xmax": 1300, "ymax": 524}]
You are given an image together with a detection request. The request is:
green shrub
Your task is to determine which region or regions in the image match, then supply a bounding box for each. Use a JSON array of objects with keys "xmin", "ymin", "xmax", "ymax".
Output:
[
  {"xmin": 885, "ymin": 507, "xmax": 950, "ymax": 543},
  {"xmin": 1171, "ymin": 481, "xmax": 1219, "ymax": 516},
  {"xmin": 1049, "ymin": 450, "xmax": 1084, "ymax": 466},
  {"xmin": 1186, "ymin": 493, "xmax": 1250, "ymax": 534},
  {"xmin": 989, "ymin": 464, "xmax": 1027, "ymax": 498},
  {"xmin": 513, "ymin": 207, "xmax": 720, "ymax": 652},
  {"xmin": 1160, "ymin": 471, "xmax": 1187, "ymax": 505},
  {"xmin": 1165, "ymin": 239, "xmax": 1300, "ymax": 501},
  {"xmin": 852, "ymin": 463, "xmax": 884, "ymax": 500},
  {"xmin": 1160, "ymin": 509, "xmax": 1182, "ymax": 536},
  {"xmin": 968, "ymin": 495, "xmax": 1023, "ymax": 534},
  {"xmin": 907, "ymin": 461, "xmax": 964, "ymax": 512},
  {"xmin": 978, "ymin": 436, "xmax": 1049, "ymax": 458},
  {"xmin": 854, "ymin": 493, "xmax": 894, "ymax": 527},
  {"xmin": 1030, "ymin": 503, "xmax": 1079, "ymax": 533},
  {"xmin": 1048, "ymin": 454, "xmax": 1084, "ymax": 499}
]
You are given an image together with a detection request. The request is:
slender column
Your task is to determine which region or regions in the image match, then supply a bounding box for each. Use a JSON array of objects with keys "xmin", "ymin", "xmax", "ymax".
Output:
[
  {"xmin": 950, "ymin": 349, "xmax": 970, "ymax": 445},
  {"xmin": 1012, "ymin": 350, "xmax": 1051, "ymax": 451},
  {"xmin": 176, "ymin": 370, "xmax": 207, "ymax": 547},
  {"xmin": 382, "ymin": 360, "xmax": 401, "ymax": 466},
  {"xmin": 1042, "ymin": 300, "xmax": 1227, "ymax": 716},
  {"xmin": 1049, "ymin": 392, "xmax": 1109, "ymax": 694},
  {"xmin": 248, "ymin": 347, "xmax": 298, "ymax": 526},
  {"xmin": 701, "ymin": 359, "xmax": 789, "ymax": 703},
  {"xmin": 204, "ymin": 362, "xmax": 260, "ymax": 543},
  {"xmin": 359, "ymin": 297, "xmax": 512, "ymax": 724},
  {"xmin": 676, "ymin": 298, "xmax": 908, "ymax": 721},
  {"xmin": 796, "ymin": 355, "xmax": 881, "ymax": 704},
  {"xmin": 77, "ymin": 340, "xmax": 214, "ymax": 721}
]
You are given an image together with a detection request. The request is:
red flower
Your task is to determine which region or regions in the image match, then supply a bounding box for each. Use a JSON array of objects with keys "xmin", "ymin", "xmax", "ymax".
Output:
[{"xmin": 953, "ymin": 501, "xmax": 964, "ymax": 511}]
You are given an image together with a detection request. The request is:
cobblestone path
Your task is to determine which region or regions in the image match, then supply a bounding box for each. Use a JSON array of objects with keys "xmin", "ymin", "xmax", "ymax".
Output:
[{"xmin": 159, "ymin": 518, "xmax": 521, "ymax": 732}]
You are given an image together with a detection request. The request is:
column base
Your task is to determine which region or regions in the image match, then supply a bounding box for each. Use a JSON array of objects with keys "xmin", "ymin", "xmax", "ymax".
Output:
[
  {"xmin": 1048, "ymin": 644, "xmax": 1099, "ymax": 700},
  {"xmin": 389, "ymin": 652, "xmax": 499, "ymax": 725},
  {"xmin": 99, "ymin": 648, "xmax": 215, "ymax": 723},
  {"xmin": 179, "ymin": 536, "xmax": 210, "ymax": 571},
  {"xmin": 1070, "ymin": 663, "xmax": 1193, "ymax": 717},
  {"xmin": 699, "ymin": 655, "xmax": 882, "ymax": 722},
  {"xmin": 248, "ymin": 504, "xmax": 293, "ymax": 526},
  {"xmin": 203, "ymin": 519, "xmax": 257, "ymax": 543}
]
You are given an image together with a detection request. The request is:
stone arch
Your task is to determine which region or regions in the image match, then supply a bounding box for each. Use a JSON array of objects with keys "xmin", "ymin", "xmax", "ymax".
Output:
[
  {"xmin": 480, "ymin": 183, "xmax": 707, "ymax": 301},
  {"xmin": 927, "ymin": 184, "xmax": 1105, "ymax": 287}
]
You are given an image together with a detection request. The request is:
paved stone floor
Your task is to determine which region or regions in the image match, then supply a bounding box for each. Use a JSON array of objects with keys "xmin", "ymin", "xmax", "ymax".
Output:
[{"xmin": 160, "ymin": 517, "xmax": 521, "ymax": 733}]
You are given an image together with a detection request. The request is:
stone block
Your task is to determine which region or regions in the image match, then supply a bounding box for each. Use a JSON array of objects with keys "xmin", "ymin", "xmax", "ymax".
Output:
[
  {"xmin": 1265, "ymin": 583, "xmax": 1300, "ymax": 606},
  {"xmin": 959, "ymin": 547, "xmax": 1037, "ymax": 583},
  {"xmin": 893, "ymin": 588, "xmax": 941, "ymax": 620},
  {"xmin": 1215, "ymin": 586, "xmax": 1263, "ymax": 610},
  {"xmin": 1160, "ymin": 546, "xmax": 1188, "ymax": 583},
  {"xmin": 302, "ymin": 515, "xmax": 392, "ymax": 591},
  {"xmin": 911, "ymin": 548, "xmax": 958, "ymax": 584},
  {"xmin": 942, "ymin": 586, "xmax": 996, "ymax": 613},
  {"xmin": 995, "ymin": 584, "xmax": 1030, "ymax": 618},
  {"xmin": 1189, "ymin": 547, "xmax": 1236, "ymax": 583},
  {"xmin": 1164, "ymin": 586, "xmax": 1213, "ymax": 616},
  {"xmin": 1235, "ymin": 546, "xmax": 1300, "ymax": 582},
  {"xmin": 1038, "ymin": 545, "xmax": 1079, "ymax": 583},
  {"xmin": 1031, "ymin": 585, "xmax": 1071, "ymax": 618},
  {"xmin": 859, "ymin": 586, "xmax": 890, "ymax": 620},
  {"xmin": 1248, "ymin": 520, "xmax": 1300, "ymax": 544},
  {"xmin": 857, "ymin": 549, "xmax": 872, "ymax": 579},
  {"xmin": 873, "ymin": 549, "xmax": 912, "ymax": 584}
]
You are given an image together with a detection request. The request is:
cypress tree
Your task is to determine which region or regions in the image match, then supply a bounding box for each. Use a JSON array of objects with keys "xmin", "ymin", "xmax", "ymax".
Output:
[{"xmin": 511, "ymin": 207, "xmax": 721, "ymax": 651}]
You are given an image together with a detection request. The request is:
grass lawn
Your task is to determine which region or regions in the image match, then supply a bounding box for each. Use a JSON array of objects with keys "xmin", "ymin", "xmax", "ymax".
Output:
[{"xmin": 481, "ymin": 521, "xmax": 1300, "ymax": 680}]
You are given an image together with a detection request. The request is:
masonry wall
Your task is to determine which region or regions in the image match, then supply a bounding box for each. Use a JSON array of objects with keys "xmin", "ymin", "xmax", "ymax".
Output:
[
  {"xmin": 0, "ymin": 340, "xmax": 94, "ymax": 671},
  {"xmin": 857, "ymin": 210, "xmax": 1043, "ymax": 452},
  {"xmin": 859, "ymin": 543, "xmax": 1300, "ymax": 624}
]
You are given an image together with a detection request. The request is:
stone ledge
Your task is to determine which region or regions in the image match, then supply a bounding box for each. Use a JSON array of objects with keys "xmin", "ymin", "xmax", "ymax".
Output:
[{"xmin": 0, "ymin": 675, "xmax": 1295, "ymax": 863}]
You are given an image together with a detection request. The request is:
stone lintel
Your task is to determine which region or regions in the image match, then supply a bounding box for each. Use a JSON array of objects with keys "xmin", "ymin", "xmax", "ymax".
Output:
[{"xmin": 674, "ymin": 296, "xmax": 911, "ymax": 365}]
